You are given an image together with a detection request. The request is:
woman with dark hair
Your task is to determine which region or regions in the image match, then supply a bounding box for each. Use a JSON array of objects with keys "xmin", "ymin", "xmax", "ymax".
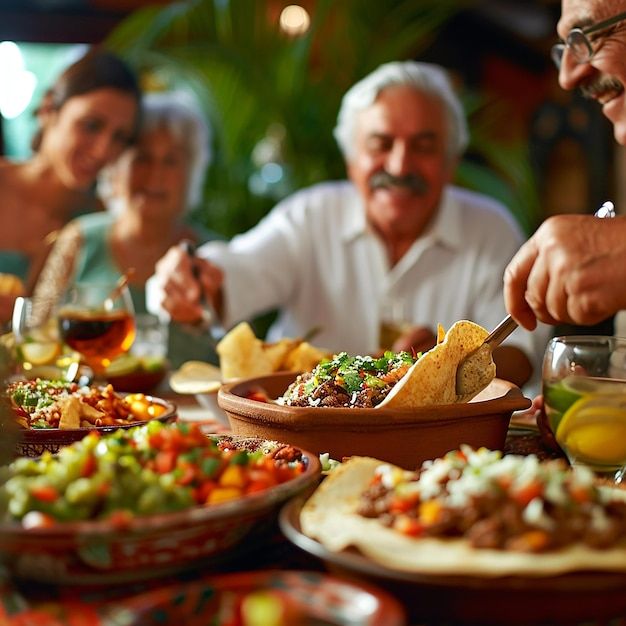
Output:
[{"xmin": 0, "ymin": 47, "xmax": 142, "ymax": 325}]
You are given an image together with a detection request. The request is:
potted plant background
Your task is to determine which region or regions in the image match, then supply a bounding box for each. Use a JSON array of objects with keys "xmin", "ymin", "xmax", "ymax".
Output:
[{"xmin": 106, "ymin": 0, "xmax": 540, "ymax": 238}]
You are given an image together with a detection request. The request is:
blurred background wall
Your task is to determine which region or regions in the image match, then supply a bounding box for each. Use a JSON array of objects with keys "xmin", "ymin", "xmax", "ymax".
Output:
[{"xmin": 0, "ymin": 0, "xmax": 619, "ymax": 239}]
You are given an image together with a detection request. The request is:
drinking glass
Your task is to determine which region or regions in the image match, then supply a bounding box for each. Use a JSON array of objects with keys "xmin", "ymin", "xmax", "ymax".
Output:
[
  {"xmin": 542, "ymin": 335, "xmax": 626, "ymax": 481},
  {"xmin": 379, "ymin": 298, "xmax": 412, "ymax": 351},
  {"xmin": 12, "ymin": 296, "xmax": 80, "ymax": 381},
  {"xmin": 57, "ymin": 283, "xmax": 136, "ymax": 378}
]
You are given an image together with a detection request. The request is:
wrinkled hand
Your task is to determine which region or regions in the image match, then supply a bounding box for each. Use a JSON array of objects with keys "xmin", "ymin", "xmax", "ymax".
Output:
[
  {"xmin": 391, "ymin": 325, "xmax": 436, "ymax": 354},
  {"xmin": 504, "ymin": 215, "xmax": 626, "ymax": 330},
  {"xmin": 154, "ymin": 244, "xmax": 224, "ymax": 323}
]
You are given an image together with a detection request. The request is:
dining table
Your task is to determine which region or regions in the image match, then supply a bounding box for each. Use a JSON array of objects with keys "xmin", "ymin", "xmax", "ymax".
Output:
[{"xmin": 0, "ymin": 381, "xmax": 614, "ymax": 626}]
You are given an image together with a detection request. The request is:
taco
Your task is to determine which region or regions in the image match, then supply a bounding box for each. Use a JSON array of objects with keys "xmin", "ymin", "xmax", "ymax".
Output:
[
  {"xmin": 280, "ymin": 320, "xmax": 495, "ymax": 409},
  {"xmin": 300, "ymin": 448, "xmax": 626, "ymax": 577},
  {"xmin": 377, "ymin": 319, "xmax": 495, "ymax": 409}
]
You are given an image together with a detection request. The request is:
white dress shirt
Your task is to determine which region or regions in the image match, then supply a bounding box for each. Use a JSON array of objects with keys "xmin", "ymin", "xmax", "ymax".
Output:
[{"xmin": 187, "ymin": 180, "xmax": 549, "ymax": 391}]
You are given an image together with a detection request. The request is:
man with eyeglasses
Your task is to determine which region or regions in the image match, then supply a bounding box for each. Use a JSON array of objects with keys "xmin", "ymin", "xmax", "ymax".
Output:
[{"xmin": 505, "ymin": 0, "xmax": 626, "ymax": 332}]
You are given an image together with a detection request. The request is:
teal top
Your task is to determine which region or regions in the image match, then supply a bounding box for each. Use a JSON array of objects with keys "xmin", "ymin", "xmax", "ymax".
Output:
[
  {"xmin": 0, "ymin": 251, "xmax": 30, "ymax": 282},
  {"xmin": 74, "ymin": 212, "xmax": 221, "ymax": 368}
]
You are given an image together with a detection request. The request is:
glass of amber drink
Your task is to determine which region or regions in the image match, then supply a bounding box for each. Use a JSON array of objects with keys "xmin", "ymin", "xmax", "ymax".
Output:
[
  {"xmin": 57, "ymin": 283, "xmax": 136, "ymax": 379},
  {"xmin": 542, "ymin": 335, "xmax": 626, "ymax": 482}
]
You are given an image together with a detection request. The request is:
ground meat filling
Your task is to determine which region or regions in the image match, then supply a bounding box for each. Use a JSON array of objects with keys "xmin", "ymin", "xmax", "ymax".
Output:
[
  {"xmin": 356, "ymin": 447, "xmax": 626, "ymax": 552},
  {"xmin": 279, "ymin": 351, "xmax": 418, "ymax": 409}
]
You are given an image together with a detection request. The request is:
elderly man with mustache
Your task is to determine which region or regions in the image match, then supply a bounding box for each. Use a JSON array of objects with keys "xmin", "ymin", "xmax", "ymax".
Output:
[
  {"xmin": 149, "ymin": 61, "xmax": 546, "ymax": 388},
  {"xmin": 505, "ymin": 0, "xmax": 626, "ymax": 333}
]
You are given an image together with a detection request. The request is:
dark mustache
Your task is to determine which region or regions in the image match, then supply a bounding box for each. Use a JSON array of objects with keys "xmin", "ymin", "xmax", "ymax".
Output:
[
  {"xmin": 369, "ymin": 171, "xmax": 428, "ymax": 194},
  {"xmin": 580, "ymin": 75, "xmax": 623, "ymax": 100}
]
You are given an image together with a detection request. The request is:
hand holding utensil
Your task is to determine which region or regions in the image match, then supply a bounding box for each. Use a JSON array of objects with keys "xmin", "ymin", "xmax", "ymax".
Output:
[{"xmin": 180, "ymin": 240, "xmax": 225, "ymax": 342}]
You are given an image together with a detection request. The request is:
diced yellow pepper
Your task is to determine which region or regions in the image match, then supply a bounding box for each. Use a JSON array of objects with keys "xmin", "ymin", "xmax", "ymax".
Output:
[
  {"xmin": 219, "ymin": 464, "xmax": 246, "ymax": 488},
  {"xmin": 419, "ymin": 500, "xmax": 442, "ymax": 526},
  {"xmin": 208, "ymin": 487, "xmax": 242, "ymax": 504}
]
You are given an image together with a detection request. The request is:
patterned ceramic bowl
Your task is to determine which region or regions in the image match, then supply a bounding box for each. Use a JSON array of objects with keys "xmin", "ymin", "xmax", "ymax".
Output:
[
  {"xmin": 14, "ymin": 395, "xmax": 178, "ymax": 458},
  {"xmin": 101, "ymin": 569, "xmax": 407, "ymax": 626},
  {"xmin": 0, "ymin": 435, "xmax": 321, "ymax": 584}
]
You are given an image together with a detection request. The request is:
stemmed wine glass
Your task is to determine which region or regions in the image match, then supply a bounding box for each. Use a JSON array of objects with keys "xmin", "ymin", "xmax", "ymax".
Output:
[{"xmin": 57, "ymin": 282, "xmax": 136, "ymax": 380}]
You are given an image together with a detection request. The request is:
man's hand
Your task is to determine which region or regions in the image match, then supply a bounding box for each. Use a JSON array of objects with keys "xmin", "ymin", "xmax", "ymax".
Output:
[
  {"xmin": 504, "ymin": 215, "xmax": 626, "ymax": 330},
  {"xmin": 154, "ymin": 244, "xmax": 224, "ymax": 323}
]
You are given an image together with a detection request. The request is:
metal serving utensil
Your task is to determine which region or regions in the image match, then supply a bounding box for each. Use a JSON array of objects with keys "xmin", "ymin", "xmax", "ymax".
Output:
[{"xmin": 455, "ymin": 315, "xmax": 518, "ymax": 397}]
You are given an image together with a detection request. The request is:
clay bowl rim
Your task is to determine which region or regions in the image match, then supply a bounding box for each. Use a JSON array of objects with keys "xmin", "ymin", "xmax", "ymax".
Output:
[
  {"xmin": 15, "ymin": 394, "xmax": 178, "ymax": 443},
  {"xmin": 218, "ymin": 373, "xmax": 531, "ymax": 429},
  {"xmin": 0, "ymin": 434, "xmax": 321, "ymax": 539}
]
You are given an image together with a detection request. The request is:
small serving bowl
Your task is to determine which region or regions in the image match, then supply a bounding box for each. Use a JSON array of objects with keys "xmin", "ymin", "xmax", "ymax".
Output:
[
  {"xmin": 218, "ymin": 373, "xmax": 531, "ymax": 469},
  {"xmin": 14, "ymin": 395, "xmax": 178, "ymax": 458}
]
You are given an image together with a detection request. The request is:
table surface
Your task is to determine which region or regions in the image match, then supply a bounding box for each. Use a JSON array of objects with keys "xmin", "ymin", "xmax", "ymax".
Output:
[{"xmin": 0, "ymin": 389, "xmax": 583, "ymax": 626}]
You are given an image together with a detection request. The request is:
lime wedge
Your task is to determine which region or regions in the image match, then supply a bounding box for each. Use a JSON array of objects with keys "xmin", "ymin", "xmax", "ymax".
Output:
[
  {"xmin": 106, "ymin": 354, "xmax": 141, "ymax": 377},
  {"xmin": 543, "ymin": 380, "xmax": 584, "ymax": 415}
]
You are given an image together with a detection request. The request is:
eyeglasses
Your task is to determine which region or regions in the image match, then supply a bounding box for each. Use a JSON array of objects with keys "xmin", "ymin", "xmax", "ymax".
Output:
[{"xmin": 551, "ymin": 10, "xmax": 626, "ymax": 69}]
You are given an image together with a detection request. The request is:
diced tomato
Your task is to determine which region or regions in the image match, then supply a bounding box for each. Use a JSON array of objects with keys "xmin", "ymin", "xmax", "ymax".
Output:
[
  {"xmin": 30, "ymin": 485, "xmax": 59, "ymax": 503},
  {"xmin": 81, "ymin": 453, "xmax": 97, "ymax": 478},
  {"xmin": 155, "ymin": 450, "xmax": 178, "ymax": 474},
  {"xmin": 389, "ymin": 495, "xmax": 418, "ymax": 514},
  {"xmin": 148, "ymin": 432, "xmax": 164, "ymax": 448},
  {"xmin": 570, "ymin": 485, "xmax": 591, "ymax": 504},
  {"xmin": 195, "ymin": 481, "xmax": 216, "ymax": 504},
  {"xmin": 245, "ymin": 479, "xmax": 274, "ymax": 495},
  {"xmin": 393, "ymin": 515, "xmax": 424, "ymax": 537},
  {"xmin": 513, "ymin": 481, "xmax": 543, "ymax": 506},
  {"xmin": 176, "ymin": 462, "xmax": 197, "ymax": 486}
]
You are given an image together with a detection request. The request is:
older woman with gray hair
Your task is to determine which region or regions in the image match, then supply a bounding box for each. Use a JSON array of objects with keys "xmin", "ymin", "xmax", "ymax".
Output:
[
  {"xmin": 149, "ymin": 60, "xmax": 548, "ymax": 391},
  {"xmin": 34, "ymin": 90, "xmax": 220, "ymax": 367}
]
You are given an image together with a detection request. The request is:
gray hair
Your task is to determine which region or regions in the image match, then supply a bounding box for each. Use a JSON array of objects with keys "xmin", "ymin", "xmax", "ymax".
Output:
[
  {"xmin": 333, "ymin": 61, "xmax": 468, "ymax": 161},
  {"xmin": 101, "ymin": 90, "xmax": 211, "ymax": 211}
]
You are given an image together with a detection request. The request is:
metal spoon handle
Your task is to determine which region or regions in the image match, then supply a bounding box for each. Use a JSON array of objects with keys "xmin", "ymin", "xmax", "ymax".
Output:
[{"xmin": 485, "ymin": 314, "xmax": 518, "ymax": 348}]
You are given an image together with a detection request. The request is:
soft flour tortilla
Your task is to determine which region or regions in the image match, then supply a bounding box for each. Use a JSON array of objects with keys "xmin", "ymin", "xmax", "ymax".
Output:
[
  {"xmin": 301, "ymin": 457, "xmax": 626, "ymax": 577},
  {"xmin": 377, "ymin": 320, "xmax": 496, "ymax": 409}
]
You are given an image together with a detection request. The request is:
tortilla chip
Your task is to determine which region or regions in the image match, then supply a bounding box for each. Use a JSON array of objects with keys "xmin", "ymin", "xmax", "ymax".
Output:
[
  {"xmin": 301, "ymin": 456, "xmax": 626, "ymax": 577},
  {"xmin": 281, "ymin": 341, "xmax": 330, "ymax": 372},
  {"xmin": 216, "ymin": 322, "xmax": 274, "ymax": 381},
  {"xmin": 262, "ymin": 338, "xmax": 300, "ymax": 371},
  {"xmin": 377, "ymin": 320, "xmax": 495, "ymax": 409}
]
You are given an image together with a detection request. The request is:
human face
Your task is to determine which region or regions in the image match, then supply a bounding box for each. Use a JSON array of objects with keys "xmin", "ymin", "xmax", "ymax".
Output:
[
  {"xmin": 346, "ymin": 85, "xmax": 456, "ymax": 241},
  {"xmin": 557, "ymin": 0, "xmax": 626, "ymax": 144},
  {"xmin": 40, "ymin": 88, "xmax": 137, "ymax": 190},
  {"xmin": 115, "ymin": 126, "xmax": 189, "ymax": 220}
]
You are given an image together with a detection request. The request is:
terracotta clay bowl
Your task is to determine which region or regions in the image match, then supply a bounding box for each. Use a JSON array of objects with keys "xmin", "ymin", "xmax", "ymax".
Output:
[{"xmin": 218, "ymin": 373, "xmax": 531, "ymax": 470}]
